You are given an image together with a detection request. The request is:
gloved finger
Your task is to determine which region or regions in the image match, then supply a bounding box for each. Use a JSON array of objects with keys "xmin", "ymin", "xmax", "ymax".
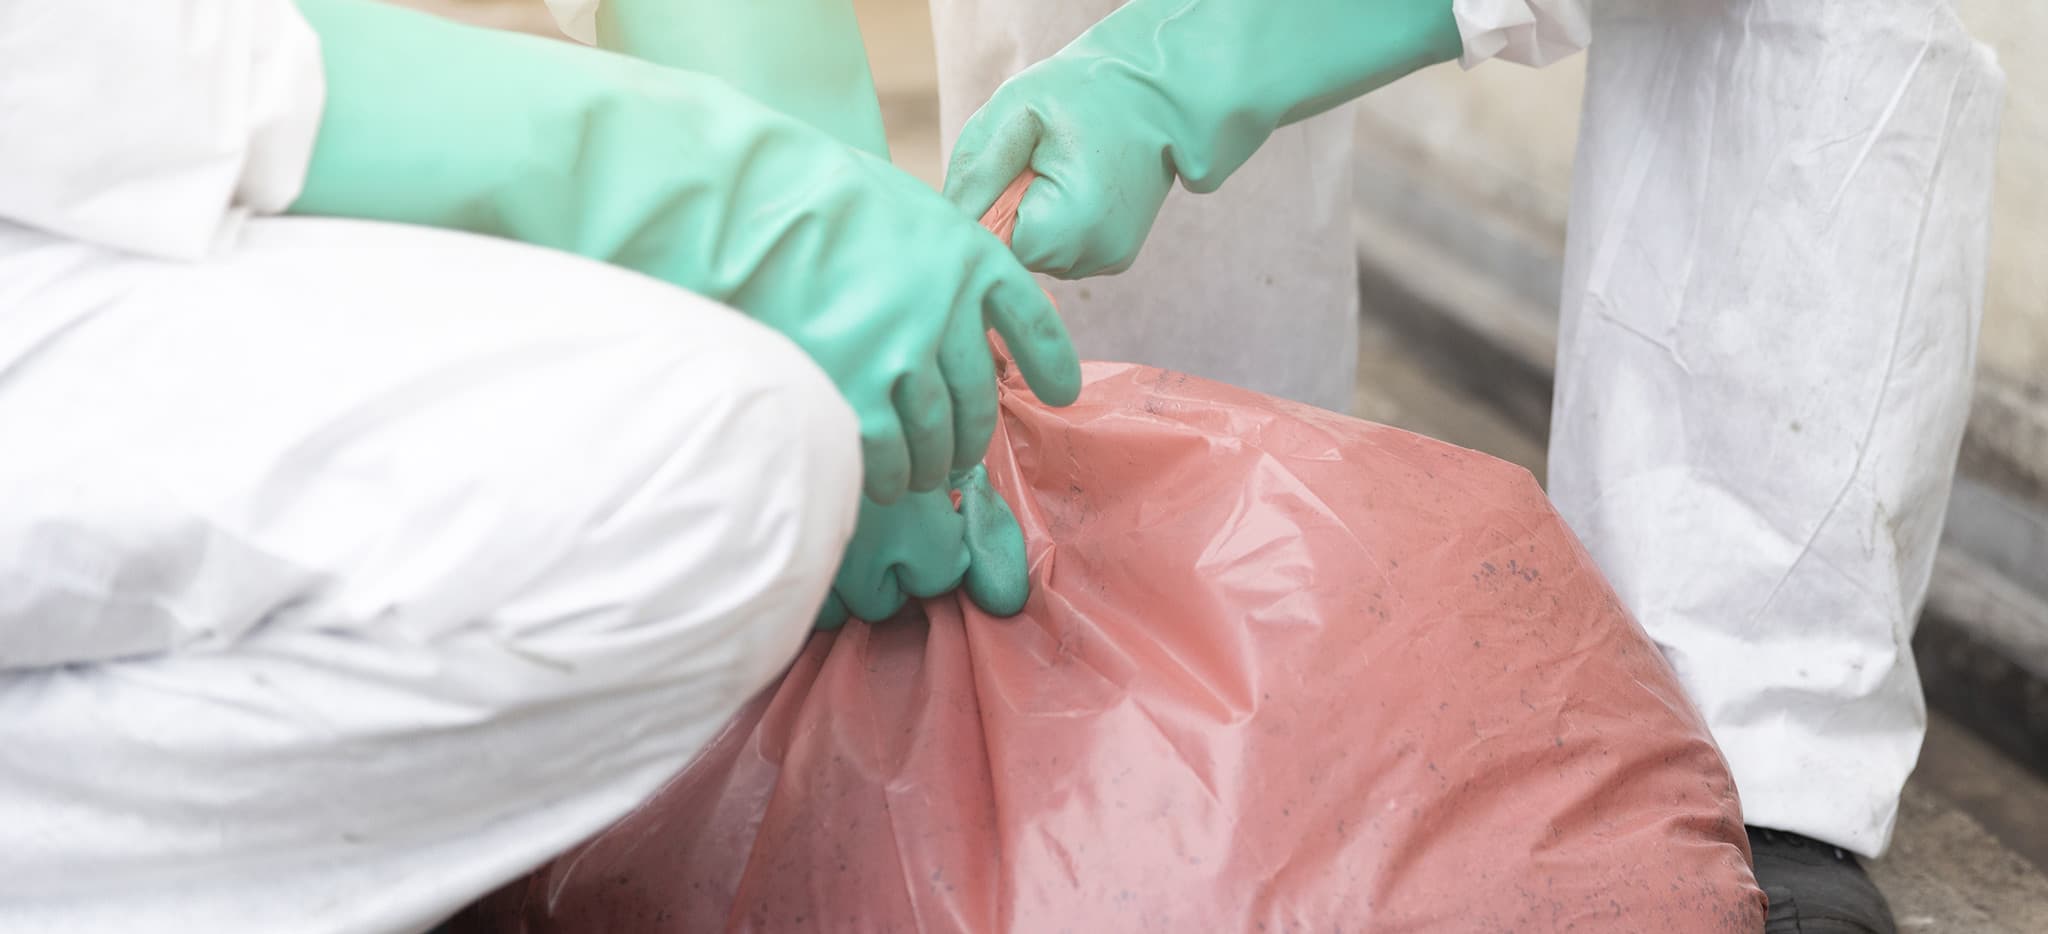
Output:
[
  {"xmin": 956, "ymin": 466, "xmax": 1030, "ymax": 617},
  {"xmin": 1006, "ymin": 171, "xmax": 1090, "ymax": 277},
  {"xmin": 813, "ymin": 591, "xmax": 852, "ymax": 631},
  {"xmin": 994, "ymin": 103, "xmax": 1119, "ymax": 278},
  {"xmin": 1048, "ymin": 185, "xmax": 1149, "ymax": 279},
  {"xmin": 859, "ymin": 412, "xmax": 912, "ymax": 504},
  {"xmin": 939, "ymin": 308, "xmax": 1001, "ymax": 471},
  {"xmin": 1017, "ymin": 149, "xmax": 1162, "ymax": 279},
  {"xmin": 942, "ymin": 99, "xmax": 1044, "ymax": 221},
  {"xmin": 892, "ymin": 498, "xmax": 970, "ymax": 598},
  {"xmin": 983, "ymin": 272, "xmax": 1082, "ymax": 408},
  {"xmin": 1081, "ymin": 243, "xmax": 1143, "ymax": 278},
  {"xmin": 894, "ymin": 365, "xmax": 955, "ymax": 494},
  {"xmin": 840, "ymin": 564, "xmax": 911, "ymax": 623}
]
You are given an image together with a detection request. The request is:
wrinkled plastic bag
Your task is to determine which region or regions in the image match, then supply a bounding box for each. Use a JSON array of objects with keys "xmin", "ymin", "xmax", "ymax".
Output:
[{"xmin": 452, "ymin": 177, "xmax": 1764, "ymax": 933}]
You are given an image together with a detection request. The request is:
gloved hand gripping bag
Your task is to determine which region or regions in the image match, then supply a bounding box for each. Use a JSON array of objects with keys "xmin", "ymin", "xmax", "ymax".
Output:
[{"xmin": 453, "ymin": 179, "xmax": 1765, "ymax": 933}]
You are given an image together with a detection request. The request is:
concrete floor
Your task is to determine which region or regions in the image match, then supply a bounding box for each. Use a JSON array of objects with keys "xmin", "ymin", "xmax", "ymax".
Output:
[{"xmin": 400, "ymin": 0, "xmax": 2048, "ymax": 927}]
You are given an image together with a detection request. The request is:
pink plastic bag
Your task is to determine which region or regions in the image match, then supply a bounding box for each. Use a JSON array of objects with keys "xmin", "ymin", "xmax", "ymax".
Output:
[{"xmin": 454, "ymin": 177, "xmax": 1764, "ymax": 932}]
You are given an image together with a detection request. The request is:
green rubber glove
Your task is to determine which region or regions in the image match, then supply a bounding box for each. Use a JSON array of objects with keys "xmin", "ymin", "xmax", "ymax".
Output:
[
  {"xmin": 814, "ymin": 466, "xmax": 1031, "ymax": 629},
  {"xmin": 288, "ymin": 0, "xmax": 1081, "ymax": 504},
  {"xmin": 943, "ymin": 0, "xmax": 1462, "ymax": 278},
  {"xmin": 570, "ymin": 0, "xmax": 1041, "ymax": 626},
  {"xmin": 592, "ymin": 0, "xmax": 891, "ymax": 161},
  {"xmin": 582, "ymin": 0, "xmax": 1037, "ymax": 626}
]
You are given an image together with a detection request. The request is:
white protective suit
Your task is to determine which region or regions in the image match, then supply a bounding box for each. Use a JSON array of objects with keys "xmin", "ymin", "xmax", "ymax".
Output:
[
  {"xmin": 929, "ymin": 0, "xmax": 2003, "ymax": 858},
  {"xmin": 0, "ymin": 2, "xmax": 860, "ymax": 932}
]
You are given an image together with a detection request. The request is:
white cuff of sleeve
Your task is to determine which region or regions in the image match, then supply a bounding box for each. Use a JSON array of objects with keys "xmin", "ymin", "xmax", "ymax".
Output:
[{"xmin": 1454, "ymin": 0, "xmax": 1591, "ymax": 69}]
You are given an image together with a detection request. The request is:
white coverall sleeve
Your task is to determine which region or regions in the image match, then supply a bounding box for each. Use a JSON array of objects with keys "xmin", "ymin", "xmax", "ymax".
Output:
[
  {"xmin": 1452, "ymin": 0, "xmax": 1590, "ymax": 68},
  {"xmin": 545, "ymin": 0, "xmax": 600, "ymax": 43},
  {"xmin": 0, "ymin": 1, "xmax": 325, "ymax": 260}
]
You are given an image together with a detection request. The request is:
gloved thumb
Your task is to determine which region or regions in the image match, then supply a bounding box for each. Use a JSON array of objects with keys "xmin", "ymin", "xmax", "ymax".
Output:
[
  {"xmin": 955, "ymin": 466, "xmax": 1031, "ymax": 617},
  {"xmin": 943, "ymin": 101, "xmax": 1043, "ymax": 226}
]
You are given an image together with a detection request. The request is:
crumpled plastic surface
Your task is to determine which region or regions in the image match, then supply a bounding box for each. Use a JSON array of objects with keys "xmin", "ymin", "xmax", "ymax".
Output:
[{"xmin": 452, "ymin": 177, "xmax": 1764, "ymax": 932}]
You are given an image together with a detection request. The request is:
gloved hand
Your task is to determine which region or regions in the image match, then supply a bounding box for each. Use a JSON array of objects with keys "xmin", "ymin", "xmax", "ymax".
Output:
[
  {"xmin": 942, "ymin": 0, "xmax": 1462, "ymax": 278},
  {"xmin": 582, "ymin": 0, "xmax": 1039, "ymax": 626},
  {"xmin": 289, "ymin": 0, "xmax": 1081, "ymax": 504},
  {"xmin": 815, "ymin": 466, "xmax": 1031, "ymax": 629}
]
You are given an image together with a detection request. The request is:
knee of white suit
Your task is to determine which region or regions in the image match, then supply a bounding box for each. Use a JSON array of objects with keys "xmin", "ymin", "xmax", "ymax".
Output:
[
  {"xmin": 468, "ymin": 312, "xmax": 865, "ymax": 710},
  {"xmin": 465, "ymin": 330, "xmax": 861, "ymax": 710},
  {"xmin": 0, "ymin": 219, "xmax": 865, "ymax": 932},
  {"xmin": 269, "ymin": 255, "xmax": 871, "ymax": 720},
  {"xmin": 0, "ymin": 220, "xmax": 865, "ymax": 698}
]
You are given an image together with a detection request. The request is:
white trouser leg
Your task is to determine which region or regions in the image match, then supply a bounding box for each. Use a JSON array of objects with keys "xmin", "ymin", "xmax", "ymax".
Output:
[
  {"xmin": 927, "ymin": 0, "xmax": 1361, "ymax": 413},
  {"xmin": 1550, "ymin": 0, "xmax": 2003, "ymax": 856},
  {"xmin": 0, "ymin": 217, "xmax": 861, "ymax": 931}
]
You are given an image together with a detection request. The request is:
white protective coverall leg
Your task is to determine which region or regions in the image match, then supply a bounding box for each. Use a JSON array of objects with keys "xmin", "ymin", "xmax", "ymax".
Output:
[
  {"xmin": 0, "ymin": 217, "xmax": 860, "ymax": 932},
  {"xmin": 935, "ymin": 0, "xmax": 2003, "ymax": 857},
  {"xmin": 0, "ymin": 6, "xmax": 861, "ymax": 930},
  {"xmin": 1548, "ymin": 0, "xmax": 2003, "ymax": 858}
]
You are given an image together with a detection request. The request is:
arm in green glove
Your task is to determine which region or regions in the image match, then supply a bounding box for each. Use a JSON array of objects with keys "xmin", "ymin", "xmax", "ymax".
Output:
[
  {"xmin": 287, "ymin": 0, "xmax": 1081, "ymax": 504},
  {"xmin": 942, "ymin": 0, "xmax": 1461, "ymax": 278},
  {"xmin": 592, "ymin": 0, "xmax": 891, "ymax": 160},
  {"xmin": 576, "ymin": 0, "xmax": 1038, "ymax": 626},
  {"xmin": 814, "ymin": 465, "xmax": 1030, "ymax": 628}
]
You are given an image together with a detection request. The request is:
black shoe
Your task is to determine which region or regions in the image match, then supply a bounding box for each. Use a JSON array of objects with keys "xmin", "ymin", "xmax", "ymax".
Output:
[{"xmin": 1749, "ymin": 826, "xmax": 1896, "ymax": 933}]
